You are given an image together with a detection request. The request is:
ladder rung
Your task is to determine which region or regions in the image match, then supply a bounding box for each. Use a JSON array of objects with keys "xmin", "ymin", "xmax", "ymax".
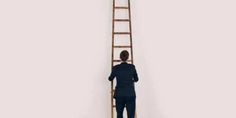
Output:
[
  {"xmin": 114, "ymin": 32, "xmax": 130, "ymax": 35},
  {"xmin": 115, "ymin": 6, "xmax": 129, "ymax": 9},
  {"xmin": 113, "ymin": 60, "xmax": 132, "ymax": 62},
  {"xmin": 114, "ymin": 19, "xmax": 130, "ymax": 22},
  {"xmin": 114, "ymin": 45, "xmax": 131, "ymax": 48},
  {"xmin": 113, "ymin": 105, "xmax": 116, "ymax": 107}
]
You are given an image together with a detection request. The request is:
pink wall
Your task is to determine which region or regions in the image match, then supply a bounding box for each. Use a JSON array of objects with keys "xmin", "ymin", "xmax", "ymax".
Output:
[{"xmin": 0, "ymin": 0, "xmax": 236, "ymax": 118}]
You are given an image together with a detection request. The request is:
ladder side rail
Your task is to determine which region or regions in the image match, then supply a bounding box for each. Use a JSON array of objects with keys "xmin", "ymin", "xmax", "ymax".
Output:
[{"xmin": 111, "ymin": 0, "xmax": 115, "ymax": 118}]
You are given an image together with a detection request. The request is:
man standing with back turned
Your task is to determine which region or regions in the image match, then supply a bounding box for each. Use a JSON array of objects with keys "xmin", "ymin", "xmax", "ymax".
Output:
[{"xmin": 108, "ymin": 50, "xmax": 139, "ymax": 118}]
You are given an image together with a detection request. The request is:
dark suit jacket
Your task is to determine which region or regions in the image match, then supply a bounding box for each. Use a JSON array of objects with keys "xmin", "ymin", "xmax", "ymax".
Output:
[{"xmin": 108, "ymin": 62, "xmax": 139, "ymax": 98}]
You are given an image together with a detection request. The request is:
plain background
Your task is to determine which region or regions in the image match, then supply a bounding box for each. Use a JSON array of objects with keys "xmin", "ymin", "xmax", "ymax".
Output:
[{"xmin": 0, "ymin": 0, "xmax": 236, "ymax": 118}]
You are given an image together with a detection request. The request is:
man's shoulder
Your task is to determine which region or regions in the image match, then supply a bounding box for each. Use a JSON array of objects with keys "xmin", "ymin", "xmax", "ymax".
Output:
[
  {"xmin": 112, "ymin": 64, "xmax": 120, "ymax": 69},
  {"xmin": 125, "ymin": 63, "xmax": 136, "ymax": 69},
  {"xmin": 128, "ymin": 63, "xmax": 135, "ymax": 67},
  {"xmin": 114, "ymin": 63, "xmax": 135, "ymax": 68}
]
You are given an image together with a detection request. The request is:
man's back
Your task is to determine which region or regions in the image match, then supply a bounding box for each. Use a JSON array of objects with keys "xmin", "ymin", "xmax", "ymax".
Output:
[{"xmin": 109, "ymin": 62, "xmax": 138, "ymax": 97}]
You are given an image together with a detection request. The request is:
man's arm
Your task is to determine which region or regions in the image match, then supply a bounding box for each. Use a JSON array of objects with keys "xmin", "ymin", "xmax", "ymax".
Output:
[
  {"xmin": 133, "ymin": 65, "xmax": 139, "ymax": 82},
  {"xmin": 108, "ymin": 66, "xmax": 116, "ymax": 81}
]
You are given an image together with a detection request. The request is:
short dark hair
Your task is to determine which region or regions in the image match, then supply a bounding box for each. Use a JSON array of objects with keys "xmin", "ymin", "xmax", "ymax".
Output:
[{"xmin": 120, "ymin": 50, "xmax": 129, "ymax": 61}]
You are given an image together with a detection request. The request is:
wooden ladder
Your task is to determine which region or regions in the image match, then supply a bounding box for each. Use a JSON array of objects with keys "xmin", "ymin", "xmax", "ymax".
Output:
[{"xmin": 110, "ymin": 0, "xmax": 137, "ymax": 118}]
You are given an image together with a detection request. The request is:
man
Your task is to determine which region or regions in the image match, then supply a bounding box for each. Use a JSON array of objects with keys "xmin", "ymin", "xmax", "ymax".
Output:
[{"xmin": 108, "ymin": 50, "xmax": 139, "ymax": 118}]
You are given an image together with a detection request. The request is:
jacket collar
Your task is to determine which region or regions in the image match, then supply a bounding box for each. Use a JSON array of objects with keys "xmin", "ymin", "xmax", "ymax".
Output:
[{"xmin": 121, "ymin": 61, "xmax": 128, "ymax": 64}]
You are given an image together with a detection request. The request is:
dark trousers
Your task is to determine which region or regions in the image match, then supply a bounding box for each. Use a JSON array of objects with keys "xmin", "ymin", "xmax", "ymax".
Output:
[{"xmin": 115, "ymin": 96, "xmax": 136, "ymax": 118}]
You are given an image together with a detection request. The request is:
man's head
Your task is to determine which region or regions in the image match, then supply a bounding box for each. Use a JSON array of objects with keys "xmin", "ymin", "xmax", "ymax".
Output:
[{"xmin": 120, "ymin": 50, "xmax": 129, "ymax": 62}]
